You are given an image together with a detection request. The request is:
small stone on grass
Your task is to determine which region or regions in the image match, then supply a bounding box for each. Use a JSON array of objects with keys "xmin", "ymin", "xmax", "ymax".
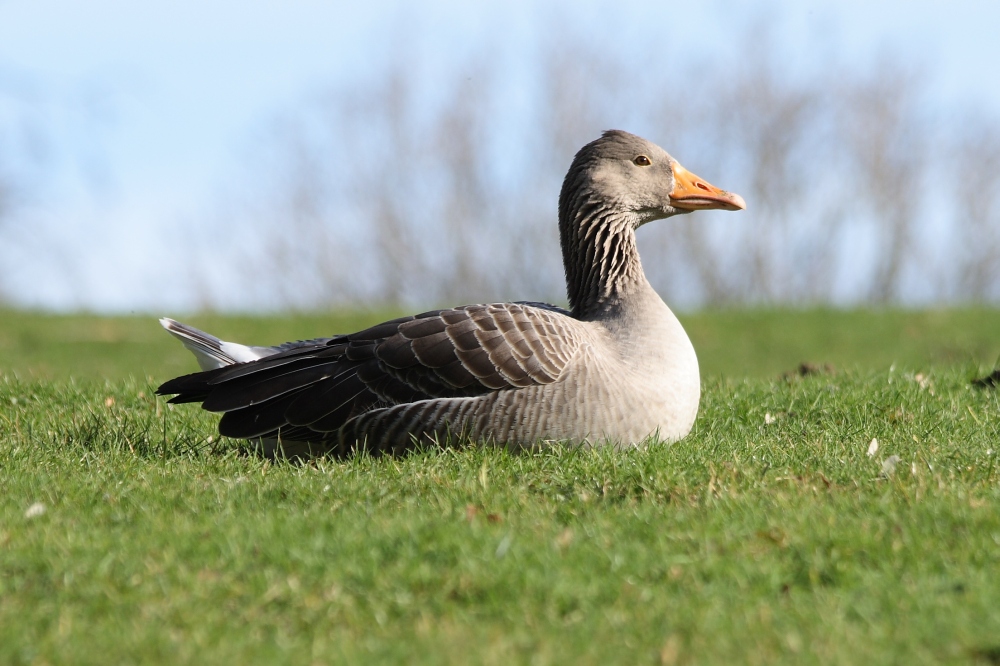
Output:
[{"xmin": 24, "ymin": 502, "xmax": 46, "ymax": 519}]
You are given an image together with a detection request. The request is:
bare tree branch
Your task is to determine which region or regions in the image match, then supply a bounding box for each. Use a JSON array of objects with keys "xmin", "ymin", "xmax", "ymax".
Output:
[
  {"xmin": 200, "ymin": 26, "xmax": 996, "ymax": 311},
  {"xmin": 951, "ymin": 113, "xmax": 1000, "ymax": 301}
]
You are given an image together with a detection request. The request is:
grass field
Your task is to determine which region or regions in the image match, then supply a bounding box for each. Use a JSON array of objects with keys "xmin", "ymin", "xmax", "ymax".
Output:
[
  {"xmin": 2, "ymin": 308, "xmax": 1000, "ymax": 664},
  {"xmin": 3, "ymin": 307, "xmax": 1000, "ymax": 380}
]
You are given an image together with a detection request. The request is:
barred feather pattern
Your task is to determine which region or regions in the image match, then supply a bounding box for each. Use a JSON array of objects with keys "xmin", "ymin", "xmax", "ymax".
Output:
[{"xmin": 560, "ymin": 201, "xmax": 644, "ymax": 318}]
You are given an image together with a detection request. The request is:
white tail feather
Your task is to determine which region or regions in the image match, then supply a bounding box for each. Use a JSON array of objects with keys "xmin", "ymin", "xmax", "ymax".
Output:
[{"xmin": 159, "ymin": 317, "xmax": 270, "ymax": 371}]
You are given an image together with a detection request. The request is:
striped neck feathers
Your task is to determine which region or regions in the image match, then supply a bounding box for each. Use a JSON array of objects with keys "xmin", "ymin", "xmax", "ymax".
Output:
[{"xmin": 559, "ymin": 194, "xmax": 645, "ymax": 319}]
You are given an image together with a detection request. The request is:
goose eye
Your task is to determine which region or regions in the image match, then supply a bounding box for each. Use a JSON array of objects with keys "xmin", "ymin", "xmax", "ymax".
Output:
[{"xmin": 633, "ymin": 155, "xmax": 651, "ymax": 167}]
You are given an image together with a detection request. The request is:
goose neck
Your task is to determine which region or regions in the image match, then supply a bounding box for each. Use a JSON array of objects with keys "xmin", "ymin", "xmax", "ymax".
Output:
[{"xmin": 561, "ymin": 204, "xmax": 646, "ymax": 319}]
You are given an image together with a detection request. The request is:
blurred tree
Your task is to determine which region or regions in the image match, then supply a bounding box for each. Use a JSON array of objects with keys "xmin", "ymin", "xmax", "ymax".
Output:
[
  {"xmin": 0, "ymin": 77, "xmax": 45, "ymax": 302},
  {"xmin": 208, "ymin": 25, "xmax": 997, "ymax": 310},
  {"xmin": 952, "ymin": 113, "xmax": 1000, "ymax": 301},
  {"xmin": 839, "ymin": 61, "xmax": 929, "ymax": 304}
]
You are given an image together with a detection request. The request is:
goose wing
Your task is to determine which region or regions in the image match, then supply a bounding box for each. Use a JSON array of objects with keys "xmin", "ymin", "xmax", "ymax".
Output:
[{"xmin": 157, "ymin": 302, "xmax": 584, "ymax": 441}]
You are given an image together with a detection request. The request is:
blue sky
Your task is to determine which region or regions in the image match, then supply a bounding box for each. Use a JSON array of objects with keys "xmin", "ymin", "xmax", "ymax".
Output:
[{"xmin": 1, "ymin": 0, "xmax": 999, "ymax": 311}]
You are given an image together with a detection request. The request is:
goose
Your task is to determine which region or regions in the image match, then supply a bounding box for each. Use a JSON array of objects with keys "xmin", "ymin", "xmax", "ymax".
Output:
[{"xmin": 157, "ymin": 130, "xmax": 745, "ymax": 457}]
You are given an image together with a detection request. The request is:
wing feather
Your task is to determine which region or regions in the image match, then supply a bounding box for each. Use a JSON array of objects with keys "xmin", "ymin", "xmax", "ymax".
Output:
[
  {"xmin": 202, "ymin": 362, "xmax": 346, "ymax": 412},
  {"xmin": 285, "ymin": 370, "xmax": 373, "ymax": 425},
  {"xmin": 408, "ymin": 331, "xmax": 460, "ymax": 368},
  {"xmin": 218, "ymin": 388, "xmax": 312, "ymax": 439},
  {"xmin": 158, "ymin": 302, "xmax": 585, "ymax": 450}
]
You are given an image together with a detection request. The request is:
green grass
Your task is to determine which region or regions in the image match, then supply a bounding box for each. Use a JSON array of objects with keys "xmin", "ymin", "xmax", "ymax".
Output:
[
  {"xmin": 1, "ymin": 309, "xmax": 1000, "ymax": 664},
  {"xmin": 3, "ymin": 307, "xmax": 1000, "ymax": 380}
]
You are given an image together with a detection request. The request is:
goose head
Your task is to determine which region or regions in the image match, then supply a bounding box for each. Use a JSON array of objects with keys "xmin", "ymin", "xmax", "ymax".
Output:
[
  {"xmin": 560, "ymin": 129, "xmax": 746, "ymax": 227},
  {"xmin": 558, "ymin": 130, "xmax": 746, "ymax": 317}
]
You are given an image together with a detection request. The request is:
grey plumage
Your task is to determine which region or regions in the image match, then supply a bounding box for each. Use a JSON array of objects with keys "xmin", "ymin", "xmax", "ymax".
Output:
[{"xmin": 157, "ymin": 130, "xmax": 745, "ymax": 457}]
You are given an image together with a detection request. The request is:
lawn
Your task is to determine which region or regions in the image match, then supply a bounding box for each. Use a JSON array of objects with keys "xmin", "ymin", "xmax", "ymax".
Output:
[{"xmin": 1, "ymin": 309, "xmax": 999, "ymax": 664}]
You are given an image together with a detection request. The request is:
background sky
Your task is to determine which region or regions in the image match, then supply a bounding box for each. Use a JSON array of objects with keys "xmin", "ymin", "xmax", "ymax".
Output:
[{"xmin": 1, "ymin": 0, "xmax": 999, "ymax": 312}]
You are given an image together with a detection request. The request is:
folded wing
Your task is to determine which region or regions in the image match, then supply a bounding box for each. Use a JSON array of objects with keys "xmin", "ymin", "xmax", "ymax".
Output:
[{"xmin": 157, "ymin": 302, "xmax": 583, "ymax": 446}]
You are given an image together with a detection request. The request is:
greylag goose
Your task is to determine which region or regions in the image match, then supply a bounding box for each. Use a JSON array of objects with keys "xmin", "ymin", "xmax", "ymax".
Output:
[{"xmin": 158, "ymin": 130, "xmax": 745, "ymax": 457}]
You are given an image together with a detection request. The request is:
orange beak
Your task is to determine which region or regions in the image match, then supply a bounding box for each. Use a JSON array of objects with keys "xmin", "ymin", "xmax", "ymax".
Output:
[{"xmin": 669, "ymin": 162, "xmax": 746, "ymax": 211}]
